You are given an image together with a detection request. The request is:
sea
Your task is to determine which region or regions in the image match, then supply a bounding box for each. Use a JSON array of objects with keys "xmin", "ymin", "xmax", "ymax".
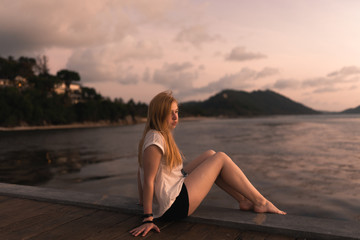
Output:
[{"xmin": 1, "ymin": 114, "xmax": 359, "ymax": 222}]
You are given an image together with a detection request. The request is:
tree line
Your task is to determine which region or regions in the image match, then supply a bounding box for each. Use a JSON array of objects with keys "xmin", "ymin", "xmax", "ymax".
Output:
[{"xmin": 0, "ymin": 56, "xmax": 147, "ymax": 127}]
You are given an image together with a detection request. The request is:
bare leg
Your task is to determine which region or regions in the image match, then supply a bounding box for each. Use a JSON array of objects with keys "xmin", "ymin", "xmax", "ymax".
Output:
[
  {"xmin": 184, "ymin": 150, "xmax": 253, "ymax": 211},
  {"xmin": 184, "ymin": 151, "xmax": 286, "ymax": 216},
  {"xmin": 215, "ymin": 177, "xmax": 254, "ymax": 211}
]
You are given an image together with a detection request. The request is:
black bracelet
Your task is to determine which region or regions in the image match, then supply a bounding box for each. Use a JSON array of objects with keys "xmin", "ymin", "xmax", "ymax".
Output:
[
  {"xmin": 142, "ymin": 220, "xmax": 153, "ymax": 224},
  {"xmin": 142, "ymin": 213, "xmax": 153, "ymax": 218}
]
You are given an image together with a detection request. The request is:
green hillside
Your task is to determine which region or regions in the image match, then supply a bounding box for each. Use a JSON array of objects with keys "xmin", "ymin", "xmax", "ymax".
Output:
[
  {"xmin": 180, "ymin": 89, "xmax": 319, "ymax": 117},
  {"xmin": 342, "ymin": 105, "xmax": 360, "ymax": 114}
]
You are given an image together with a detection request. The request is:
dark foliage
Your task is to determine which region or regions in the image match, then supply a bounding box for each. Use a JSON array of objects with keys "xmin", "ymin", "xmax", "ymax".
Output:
[
  {"xmin": 180, "ymin": 89, "xmax": 320, "ymax": 117},
  {"xmin": 341, "ymin": 105, "xmax": 360, "ymax": 114},
  {"xmin": 0, "ymin": 56, "xmax": 148, "ymax": 127}
]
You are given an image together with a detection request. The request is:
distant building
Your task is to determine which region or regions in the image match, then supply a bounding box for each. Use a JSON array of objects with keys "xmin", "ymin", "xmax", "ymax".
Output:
[
  {"xmin": 69, "ymin": 83, "xmax": 82, "ymax": 104},
  {"xmin": 0, "ymin": 79, "xmax": 11, "ymax": 87},
  {"xmin": 54, "ymin": 82, "xmax": 67, "ymax": 95},
  {"xmin": 54, "ymin": 82, "xmax": 83, "ymax": 104},
  {"xmin": 0, "ymin": 76, "xmax": 28, "ymax": 89},
  {"xmin": 14, "ymin": 76, "xmax": 28, "ymax": 89}
]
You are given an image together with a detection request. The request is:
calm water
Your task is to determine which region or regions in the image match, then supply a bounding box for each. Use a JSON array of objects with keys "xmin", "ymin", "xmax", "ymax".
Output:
[{"xmin": 1, "ymin": 114, "xmax": 359, "ymax": 222}]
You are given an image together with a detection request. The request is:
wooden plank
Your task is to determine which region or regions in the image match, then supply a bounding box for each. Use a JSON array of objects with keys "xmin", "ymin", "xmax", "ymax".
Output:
[
  {"xmin": 0, "ymin": 197, "xmax": 52, "ymax": 213},
  {"xmin": 77, "ymin": 215, "xmax": 175, "ymax": 240},
  {"xmin": 146, "ymin": 221, "xmax": 243, "ymax": 240},
  {"xmin": 137, "ymin": 220, "xmax": 175, "ymax": 239},
  {"xmin": 82, "ymin": 215, "xmax": 178, "ymax": 240},
  {"xmin": 85, "ymin": 215, "xmax": 144, "ymax": 240},
  {"xmin": 141, "ymin": 221, "xmax": 194, "ymax": 240},
  {"xmin": 0, "ymin": 204, "xmax": 97, "ymax": 240},
  {"xmin": 0, "ymin": 198, "xmax": 58, "ymax": 227},
  {"xmin": 183, "ymin": 222, "xmax": 242, "ymax": 240},
  {"xmin": 0, "ymin": 196, "xmax": 297, "ymax": 240},
  {"xmin": 27, "ymin": 209, "xmax": 133, "ymax": 240},
  {"xmin": 0, "ymin": 196, "xmax": 11, "ymax": 203},
  {"xmin": 239, "ymin": 231, "xmax": 295, "ymax": 240},
  {"xmin": 264, "ymin": 233, "xmax": 296, "ymax": 240}
]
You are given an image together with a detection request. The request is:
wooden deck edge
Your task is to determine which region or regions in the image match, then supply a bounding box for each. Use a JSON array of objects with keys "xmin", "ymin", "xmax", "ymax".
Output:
[{"xmin": 0, "ymin": 183, "xmax": 359, "ymax": 240}]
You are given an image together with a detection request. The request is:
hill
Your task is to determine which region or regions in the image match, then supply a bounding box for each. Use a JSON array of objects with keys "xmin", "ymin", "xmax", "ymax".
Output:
[
  {"xmin": 0, "ymin": 55, "xmax": 147, "ymax": 127},
  {"xmin": 180, "ymin": 89, "xmax": 319, "ymax": 117},
  {"xmin": 341, "ymin": 105, "xmax": 360, "ymax": 114}
]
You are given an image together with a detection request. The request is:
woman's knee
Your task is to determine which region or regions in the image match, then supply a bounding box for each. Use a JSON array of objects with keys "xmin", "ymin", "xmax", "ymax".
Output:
[
  {"xmin": 204, "ymin": 149, "xmax": 216, "ymax": 156},
  {"xmin": 203, "ymin": 150, "xmax": 231, "ymax": 166},
  {"xmin": 214, "ymin": 151, "xmax": 227, "ymax": 158},
  {"xmin": 214, "ymin": 151, "xmax": 232, "ymax": 163}
]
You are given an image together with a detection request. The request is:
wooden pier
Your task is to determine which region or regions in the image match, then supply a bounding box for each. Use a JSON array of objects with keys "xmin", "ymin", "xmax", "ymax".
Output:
[
  {"xmin": 0, "ymin": 195, "xmax": 293, "ymax": 240},
  {"xmin": 0, "ymin": 183, "xmax": 359, "ymax": 240}
]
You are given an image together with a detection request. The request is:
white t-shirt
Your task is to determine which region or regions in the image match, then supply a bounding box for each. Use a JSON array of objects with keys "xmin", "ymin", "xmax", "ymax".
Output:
[{"xmin": 139, "ymin": 130, "xmax": 185, "ymax": 218}]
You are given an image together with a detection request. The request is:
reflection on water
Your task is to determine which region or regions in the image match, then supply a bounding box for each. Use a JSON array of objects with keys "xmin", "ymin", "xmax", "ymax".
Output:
[
  {"xmin": 1, "ymin": 115, "xmax": 359, "ymax": 222},
  {"xmin": 0, "ymin": 150, "xmax": 53, "ymax": 185},
  {"xmin": 0, "ymin": 149, "xmax": 99, "ymax": 185},
  {"xmin": 0, "ymin": 149, "xmax": 98, "ymax": 185},
  {"xmin": 0, "ymin": 125, "xmax": 143, "ymax": 186}
]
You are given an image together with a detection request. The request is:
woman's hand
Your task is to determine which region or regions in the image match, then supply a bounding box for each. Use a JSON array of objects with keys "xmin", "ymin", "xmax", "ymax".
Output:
[{"xmin": 130, "ymin": 222, "xmax": 160, "ymax": 237}]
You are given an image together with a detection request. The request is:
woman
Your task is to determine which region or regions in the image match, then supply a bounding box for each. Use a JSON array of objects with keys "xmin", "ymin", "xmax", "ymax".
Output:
[{"xmin": 130, "ymin": 91, "xmax": 286, "ymax": 237}]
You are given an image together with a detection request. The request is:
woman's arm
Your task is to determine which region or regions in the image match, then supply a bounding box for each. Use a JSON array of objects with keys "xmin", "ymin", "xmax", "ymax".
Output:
[
  {"xmin": 137, "ymin": 168, "xmax": 143, "ymax": 205},
  {"xmin": 130, "ymin": 145, "xmax": 162, "ymax": 237}
]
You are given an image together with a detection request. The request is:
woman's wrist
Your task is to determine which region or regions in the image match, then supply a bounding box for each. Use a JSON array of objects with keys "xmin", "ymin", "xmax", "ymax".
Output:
[
  {"xmin": 142, "ymin": 213, "xmax": 154, "ymax": 222},
  {"xmin": 142, "ymin": 216, "xmax": 154, "ymax": 222},
  {"xmin": 142, "ymin": 213, "xmax": 153, "ymax": 218}
]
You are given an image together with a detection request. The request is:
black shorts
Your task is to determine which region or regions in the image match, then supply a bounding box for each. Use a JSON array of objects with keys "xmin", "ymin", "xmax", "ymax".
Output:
[{"xmin": 158, "ymin": 183, "xmax": 189, "ymax": 221}]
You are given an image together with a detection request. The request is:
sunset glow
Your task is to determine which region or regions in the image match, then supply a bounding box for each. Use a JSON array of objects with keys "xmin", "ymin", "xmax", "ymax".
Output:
[{"xmin": 1, "ymin": 0, "xmax": 360, "ymax": 111}]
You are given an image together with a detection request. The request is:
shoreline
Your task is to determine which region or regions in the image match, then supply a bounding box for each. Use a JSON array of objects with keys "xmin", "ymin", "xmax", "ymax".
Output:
[
  {"xmin": 0, "ymin": 122, "xmax": 122, "ymax": 132},
  {"xmin": 0, "ymin": 116, "xmax": 148, "ymax": 132},
  {"xmin": 0, "ymin": 116, "xmax": 215, "ymax": 132}
]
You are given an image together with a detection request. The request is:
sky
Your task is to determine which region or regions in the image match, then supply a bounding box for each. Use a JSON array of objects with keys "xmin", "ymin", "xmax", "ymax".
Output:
[{"xmin": 1, "ymin": 0, "xmax": 360, "ymax": 111}]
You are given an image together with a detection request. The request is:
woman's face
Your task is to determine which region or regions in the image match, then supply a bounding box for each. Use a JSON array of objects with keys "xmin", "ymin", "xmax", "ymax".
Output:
[{"xmin": 167, "ymin": 101, "xmax": 179, "ymax": 130}]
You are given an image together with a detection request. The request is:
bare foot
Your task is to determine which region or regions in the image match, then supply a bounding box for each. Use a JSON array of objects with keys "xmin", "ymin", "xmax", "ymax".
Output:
[
  {"xmin": 239, "ymin": 198, "xmax": 253, "ymax": 211},
  {"xmin": 254, "ymin": 200, "xmax": 286, "ymax": 215}
]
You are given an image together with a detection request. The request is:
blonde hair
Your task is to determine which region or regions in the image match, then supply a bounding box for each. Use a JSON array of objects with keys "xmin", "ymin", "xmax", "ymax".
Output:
[{"xmin": 138, "ymin": 91, "xmax": 182, "ymax": 170}]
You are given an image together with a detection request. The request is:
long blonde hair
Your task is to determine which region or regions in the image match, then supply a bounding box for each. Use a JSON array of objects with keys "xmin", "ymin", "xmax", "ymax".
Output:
[{"xmin": 138, "ymin": 91, "xmax": 182, "ymax": 170}]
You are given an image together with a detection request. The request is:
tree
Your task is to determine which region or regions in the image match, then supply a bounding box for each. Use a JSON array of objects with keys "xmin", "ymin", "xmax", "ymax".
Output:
[
  {"xmin": 0, "ymin": 56, "xmax": 17, "ymax": 80},
  {"xmin": 17, "ymin": 57, "xmax": 37, "ymax": 79},
  {"xmin": 28, "ymin": 74, "xmax": 60, "ymax": 94},
  {"xmin": 56, "ymin": 69, "xmax": 81, "ymax": 92},
  {"xmin": 0, "ymin": 56, "xmax": 37, "ymax": 81},
  {"xmin": 34, "ymin": 55, "xmax": 50, "ymax": 76},
  {"xmin": 0, "ymin": 55, "xmax": 150, "ymax": 127},
  {"xmin": 81, "ymin": 87, "xmax": 102, "ymax": 100}
]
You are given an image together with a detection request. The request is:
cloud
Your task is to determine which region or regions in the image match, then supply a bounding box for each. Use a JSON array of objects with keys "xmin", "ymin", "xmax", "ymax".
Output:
[
  {"xmin": 0, "ymin": 0, "xmax": 137, "ymax": 55},
  {"xmin": 66, "ymin": 37, "xmax": 162, "ymax": 84},
  {"xmin": 313, "ymin": 86, "xmax": 340, "ymax": 93},
  {"xmin": 178, "ymin": 67, "xmax": 275, "ymax": 98},
  {"xmin": 272, "ymin": 66, "xmax": 360, "ymax": 93},
  {"xmin": 143, "ymin": 68, "xmax": 151, "ymax": 82},
  {"xmin": 349, "ymin": 85, "xmax": 358, "ymax": 90},
  {"xmin": 303, "ymin": 66, "xmax": 360, "ymax": 89},
  {"xmin": 255, "ymin": 67, "xmax": 279, "ymax": 79},
  {"xmin": 175, "ymin": 25, "xmax": 221, "ymax": 48},
  {"xmin": 152, "ymin": 62, "xmax": 199, "ymax": 90},
  {"xmin": 0, "ymin": 0, "xmax": 186, "ymax": 56},
  {"xmin": 67, "ymin": 51, "xmax": 141, "ymax": 85},
  {"xmin": 225, "ymin": 46, "xmax": 266, "ymax": 62},
  {"xmin": 203, "ymin": 67, "xmax": 277, "ymax": 91},
  {"xmin": 302, "ymin": 77, "xmax": 330, "ymax": 88},
  {"xmin": 273, "ymin": 79, "xmax": 300, "ymax": 89},
  {"xmin": 327, "ymin": 66, "xmax": 360, "ymax": 77}
]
